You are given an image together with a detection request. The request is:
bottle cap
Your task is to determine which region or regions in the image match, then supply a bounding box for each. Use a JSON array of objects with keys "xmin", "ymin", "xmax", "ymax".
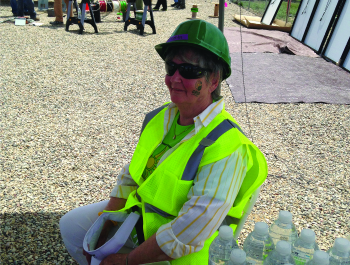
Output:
[
  {"xmin": 278, "ymin": 211, "xmax": 293, "ymax": 224},
  {"xmin": 254, "ymin": 222, "xmax": 269, "ymax": 236},
  {"xmin": 312, "ymin": 250, "xmax": 329, "ymax": 265},
  {"xmin": 219, "ymin": 225, "xmax": 234, "ymax": 240},
  {"xmin": 276, "ymin": 241, "xmax": 291, "ymax": 256},
  {"xmin": 230, "ymin": 249, "xmax": 246, "ymax": 263},
  {"xmin": 300, "ymin": 229, "xmax": 316, "ymax": 244},
  {"xmin": 333, "ymin": 238, "xmax": 350, "ymax": 253}
]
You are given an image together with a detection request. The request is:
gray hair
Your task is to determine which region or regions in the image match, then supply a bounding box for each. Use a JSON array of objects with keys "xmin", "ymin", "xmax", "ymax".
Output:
[{"xmin": 164, "ymin": 46, "xmax": 224, "ymax": 100}]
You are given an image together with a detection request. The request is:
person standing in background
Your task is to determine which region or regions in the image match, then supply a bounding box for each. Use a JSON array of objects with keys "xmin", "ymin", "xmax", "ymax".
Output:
[
  {"xmin": 153, "ymin": 0, "xmax": 167, "ymax": 11},
  {"xmin": 50, "ymin": 0, "xmax": 73, "ymax": 26},
  {"xmin": 11, "ymin": 0, "xmax": 28, "ymax": 16},
  {"xmin": 17, "ymin": 0, "xmax": 39, "ymax": 20},
  {"xmin": 170, "ymin": 0, "xmax": 178, "ymax": 8},
  {"xmin": 11, "ymin": 0, "xmax": 18, "ymax": 16},
  {"xmin": 175, "ymin": 0, "xmax": 185, "ymax": 9}
]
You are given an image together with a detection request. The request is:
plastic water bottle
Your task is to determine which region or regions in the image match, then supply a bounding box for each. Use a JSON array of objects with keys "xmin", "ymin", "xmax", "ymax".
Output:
[
  {"xmin": 327, "ymin": 238, "xmax": 350, "ymax": 265},
  {"xmin": 78, "ymin": 7, "xmax": 81, "ymax": 18},
  {"xmin": 227, "ymin": 249, "xmax": 247, "ymax": 265},
  {"xmin": 208, "ymin": 225, "xmax": 239, "ymax": 265},
  {"xmin": 291, "ymin": 229, "xmax": 319, "ymax": 265},
  {"xmin": 264, "ymin": 241, "xmax": 296, "ymax": 265},
  {"xmin": 243, "ymin": 222, "xmax": 275, "ymax": 264},
  {"xmin": 269, "ymin": 211, "xmax": 298, "ymax": 245},
  {"xmin": 305, "ymin": 250, "xmax": 330, "ymax": 265}
]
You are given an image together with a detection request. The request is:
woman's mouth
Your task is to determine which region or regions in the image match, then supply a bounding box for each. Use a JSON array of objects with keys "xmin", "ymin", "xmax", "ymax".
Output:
[{"xmin": 172, "ymin": 88, "xmax": 185, "ymax": 92}]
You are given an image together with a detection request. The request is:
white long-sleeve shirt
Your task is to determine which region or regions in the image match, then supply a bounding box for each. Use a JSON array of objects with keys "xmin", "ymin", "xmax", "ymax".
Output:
[{"xmin": 110, "ymin": 98, "xmax": 248, "ymax": 259}]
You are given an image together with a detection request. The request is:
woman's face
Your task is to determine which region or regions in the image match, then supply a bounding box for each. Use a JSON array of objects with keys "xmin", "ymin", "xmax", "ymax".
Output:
[{"xmin": 165, "ymin": 52, "xmax": 218, "ymax": 108}]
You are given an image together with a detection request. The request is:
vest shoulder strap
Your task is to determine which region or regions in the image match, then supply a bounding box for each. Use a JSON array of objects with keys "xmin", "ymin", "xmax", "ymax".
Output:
[
  {"xmin": 140, "ymin": 103, "xmax": 170, "ymax": 136},
  {"xmin": 181, "ymin": 119, "xmax": 245, "ymax": 181}
]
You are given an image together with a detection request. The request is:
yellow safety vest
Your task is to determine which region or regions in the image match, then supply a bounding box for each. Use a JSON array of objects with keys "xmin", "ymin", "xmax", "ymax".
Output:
[{"xmin": 109, "ymin": 104, "xmax": 267, "ymax": 264}]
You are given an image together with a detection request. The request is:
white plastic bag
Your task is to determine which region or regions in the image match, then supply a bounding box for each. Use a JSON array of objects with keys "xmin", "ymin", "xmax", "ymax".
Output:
[{"xmin": 83, "ymin": 211, "xmax": 140, "ymax": 265}]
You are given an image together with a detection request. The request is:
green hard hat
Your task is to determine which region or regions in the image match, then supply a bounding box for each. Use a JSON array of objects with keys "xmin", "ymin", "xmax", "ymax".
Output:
[{"xmin": 155, "ymin": 20, "xmax": 231, "ymax": 80}]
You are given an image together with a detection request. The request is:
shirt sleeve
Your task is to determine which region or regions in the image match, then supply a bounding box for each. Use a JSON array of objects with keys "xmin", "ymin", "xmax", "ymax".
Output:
[
  {"xmin": 110, "ymin": 163, "xmax": 138, "ymax": 199},
  {"xmin": 156, "ymin": 145, "xmax": 248, "ymax": 259}
]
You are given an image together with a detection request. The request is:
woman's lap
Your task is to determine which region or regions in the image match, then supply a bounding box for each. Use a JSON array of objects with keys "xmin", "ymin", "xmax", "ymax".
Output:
[{"xmin": 59, "ymin": 200, "xmax": 109, "ymax": 264}]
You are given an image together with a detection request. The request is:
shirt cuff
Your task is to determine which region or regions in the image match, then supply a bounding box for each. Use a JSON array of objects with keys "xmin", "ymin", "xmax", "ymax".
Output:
[{"xmin": 156, "ymin": 223, "xmax": 204, "ymax": 259}]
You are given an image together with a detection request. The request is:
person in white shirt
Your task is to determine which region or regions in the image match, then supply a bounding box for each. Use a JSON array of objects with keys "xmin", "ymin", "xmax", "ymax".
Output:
[{"xmin": 59, "ymin": 20, "xmax": 267, "ymax": 265}]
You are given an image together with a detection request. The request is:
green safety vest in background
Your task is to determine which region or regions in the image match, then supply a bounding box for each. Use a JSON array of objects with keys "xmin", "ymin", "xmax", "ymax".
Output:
[{"xmin": 111, "ymin": 104, "xmax": 268, "ymax": 264}]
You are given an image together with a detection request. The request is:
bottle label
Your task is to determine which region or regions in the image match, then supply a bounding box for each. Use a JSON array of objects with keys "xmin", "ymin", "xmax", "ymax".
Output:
[
  {"xmin": 292, "ymin": 251, "xmax": 311, "ymax": 265},
  {"xmin": 280, "ymin": 236, "xmax": 289, "ymax": 241},
  {"xmin": 263, "ymin": 243, "xmax": 274, "ymax": 260}
]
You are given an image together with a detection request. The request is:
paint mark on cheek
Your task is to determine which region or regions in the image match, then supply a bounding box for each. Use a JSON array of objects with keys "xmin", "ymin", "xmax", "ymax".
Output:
[
  {"xmin": 192, "ymin": 80, "xmax": 202, "ymax": 97},
  {"xmin": 195, "ymin": 81, "xmax": 202, "ymax": 91},
  {"xmin": 192, "ymin": 90, "xmax": 200, "ymax": 96}
]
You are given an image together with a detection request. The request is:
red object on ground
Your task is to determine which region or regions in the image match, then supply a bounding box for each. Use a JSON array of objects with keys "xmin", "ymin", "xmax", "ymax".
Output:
[{"xmin": 99, "ymin": 0, "xmax": 106, "ymax": 11}]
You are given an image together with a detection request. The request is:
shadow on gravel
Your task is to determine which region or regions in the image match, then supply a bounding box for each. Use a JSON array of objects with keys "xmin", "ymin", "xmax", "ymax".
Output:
[
  {"xmin": 1, "ymin": 212, "xmax": 76, "ymax": 264},
  {"xmin": 95, "ymin": 20, "xmax": 125, "ymax": 24},
  {"xmin": 40, "ymin": 25, "xmax": 67, "ymax": 31},
  {"xmin": 120, "ymin": 28, "xmax": 153, "ymax": 37}
]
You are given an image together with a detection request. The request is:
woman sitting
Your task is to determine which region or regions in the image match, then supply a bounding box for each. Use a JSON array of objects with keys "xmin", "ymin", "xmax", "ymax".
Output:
[{"xmin": 60, "ymin": 20, "xmax": 267, "ymax": 265}]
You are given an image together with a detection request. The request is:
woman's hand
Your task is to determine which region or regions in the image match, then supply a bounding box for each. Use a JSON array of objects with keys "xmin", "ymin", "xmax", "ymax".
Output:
[
  {"xmin": 84, "ymin": 197, "xmax": 127, "ymax": 265},
  {"xmin": 83, "ymin": 248, "xmax": 92, "ymax": 265},
  {"xmin": 96, "ymin": 220, "xmax": 114, "ymax": 248},
  {"xmin": 83, "ymin": 220, "xmax": 113, "ymax": 265},
  {"xmin": 100, "ymin": 253, "xmax": 129, "ymax": 265},
  {"xmin": 83, "ymin": 219, "xmax": 114, "ymax": 265}
]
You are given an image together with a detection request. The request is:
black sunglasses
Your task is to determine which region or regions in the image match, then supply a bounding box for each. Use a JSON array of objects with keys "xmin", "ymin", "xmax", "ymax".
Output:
[{"xmin": 165, "ymin": 61, "xmax": 211, "ymax": 79}]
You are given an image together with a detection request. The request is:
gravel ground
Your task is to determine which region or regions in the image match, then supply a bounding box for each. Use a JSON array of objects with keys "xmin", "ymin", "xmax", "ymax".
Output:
[{"xmin": 1, "ymin": 2, "xmax": 349, "ymax": 264}]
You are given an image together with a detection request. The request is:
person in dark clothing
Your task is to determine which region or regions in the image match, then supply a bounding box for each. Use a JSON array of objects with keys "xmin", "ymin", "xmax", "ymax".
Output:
[
  {"xmin": 170, "ymin": 0, "xmax": 177, "ymax": 7},
  {"xmin": 17, "ymin": 0, "xmax": 39, "ymax": 20},
  {"xmin": 10, "ymin": 0, "xmax": 28, "ymax": 16},
  {"xmin": 153, "ymin": 0, "xmax": 167, "ymax": 11},
  {"xmin": 175, "ymin": 0, "xmax": 185, "ymax": 9}
]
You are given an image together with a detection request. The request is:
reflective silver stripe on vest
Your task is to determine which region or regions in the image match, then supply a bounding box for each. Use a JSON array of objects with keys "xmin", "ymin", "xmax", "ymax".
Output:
[
  {"xmin": 199, "ymin": 138, "xmax": 215, "ymax": 147},
  {"xmin": 181, "ymin": 119, "xmax": 245, "ymax": 181},
  {"xmin": 138, "ymin": 106, "xmax": 244, "ymax": 218},
  {"xmin": 135, "ymin": 187, "xmax": 176, "ymax": 218},
  {"xmin": 221, "ymin": 215, "xmax": 241, "ymax": 226},
  {"xmin": 144, "ymin": 203, "xmax": 176, "ymax": 218}
]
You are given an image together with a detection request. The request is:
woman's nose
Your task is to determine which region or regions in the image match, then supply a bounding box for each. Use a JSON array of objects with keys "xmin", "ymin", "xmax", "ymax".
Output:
[{"xmin": 170, "ymin": 69, "xmax": 182, "ymax": 82}]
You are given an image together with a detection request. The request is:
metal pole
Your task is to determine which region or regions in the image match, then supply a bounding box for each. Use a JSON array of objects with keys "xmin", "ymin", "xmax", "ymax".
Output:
[
  {"xmin": 285, "ymin": 0, "xmax": 290, "ymax": 25},
  {"xmin": 218, "ymin": 0, "xmax": 225, "ymax": 94},
  {"xmin": 218, "ymin": 0, "xmax": 225, "ymax": 32}
]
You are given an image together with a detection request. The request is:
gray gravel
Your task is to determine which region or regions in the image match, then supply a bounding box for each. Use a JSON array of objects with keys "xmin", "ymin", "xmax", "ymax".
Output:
[{"xmin": 1, "ymin": 2, "xmax": 349, "ymax": 264}]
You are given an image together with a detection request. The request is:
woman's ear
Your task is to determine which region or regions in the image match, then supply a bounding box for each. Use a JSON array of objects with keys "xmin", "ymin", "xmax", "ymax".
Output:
[{"xmin": 209, "ymin": 72, "xmax": 220, "ymax": 93}]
